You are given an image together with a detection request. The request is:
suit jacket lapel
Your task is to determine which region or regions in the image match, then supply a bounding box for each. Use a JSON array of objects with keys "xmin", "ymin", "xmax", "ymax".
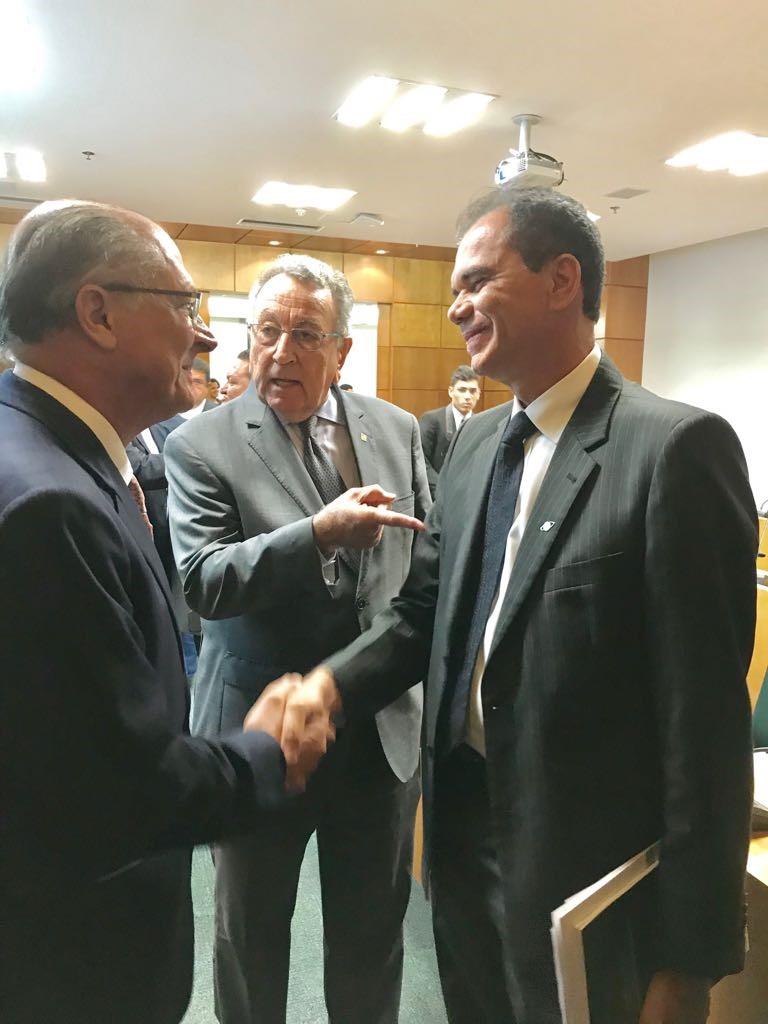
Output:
[
  {"xmin": 445, "ymin": 404, "xmax": 455, "ymax": 440},
  {"xmin": 343, "ymin": 391, "xmax": 378, "ymax": 486},
  {"xmin": 242, "ymin": 386, "xmax": 321, "ymax": 516},
  {"xmin": 486, "ymin": 357, "xmax": 623, "ymax": 664},
  {"xmin": 1, "ymin": 373, "xmax": 178, "ymax": 621}
]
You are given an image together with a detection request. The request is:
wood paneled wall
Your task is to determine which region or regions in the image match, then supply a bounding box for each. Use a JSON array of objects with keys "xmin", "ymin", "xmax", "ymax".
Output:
[{"xmin": 598, "ymin": 255, "xmax": 649, "ymax": 383}]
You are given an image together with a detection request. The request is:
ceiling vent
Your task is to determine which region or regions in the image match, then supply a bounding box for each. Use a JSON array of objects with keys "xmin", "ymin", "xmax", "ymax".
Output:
[
  {"xmin": 236, "ymin": 218, "xmax": 322, "ymax": 233},
  {"xmin": 349, "ymin": 212, "xmax": 385, "ymax": 227},
  {"xmin": 604, "ymin": 187, "xmax": 649, "ymax": 200}
]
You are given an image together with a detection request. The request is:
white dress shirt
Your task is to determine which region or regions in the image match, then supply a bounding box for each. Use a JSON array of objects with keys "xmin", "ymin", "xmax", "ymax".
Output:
[
  {"xmin": 180, "ymin": 397, "xmax": 207, "ymax": 420},
  {"xmin": 13, "ymin": 362, "xmax": 133, "ymax": 484},
  {"xmin": 451, "ymin": 405, "xmax": 472, "ymax": 432},
  {"xmin": 466, "ymin": 344, "xmax": 602, "ymax": 754},
  {"xmin": 139, "ymin": 427, "xmax": 160, "ymax": 454}
]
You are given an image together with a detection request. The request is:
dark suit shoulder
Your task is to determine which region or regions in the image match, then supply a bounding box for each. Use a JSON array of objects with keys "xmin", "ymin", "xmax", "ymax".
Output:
[{"xmin": 418, "ymin": 406, "xmax": 444, "ymax": 429}]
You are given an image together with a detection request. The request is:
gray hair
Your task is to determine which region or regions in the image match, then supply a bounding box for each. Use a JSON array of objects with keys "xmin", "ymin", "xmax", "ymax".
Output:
[
  {"xmin": 0, "ymin": 200, "xmax": 171, "ymax": 352},
  {"xmin": 456, "ymin": 187, "xmax": 605, "ymax": 322},
  {"xmin": 248, "ymin": 253, "xmax": 354, "ymax": 337}
]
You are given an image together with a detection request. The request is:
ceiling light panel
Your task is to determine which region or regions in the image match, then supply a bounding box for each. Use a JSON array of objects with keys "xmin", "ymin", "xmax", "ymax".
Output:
[
  {"xmin": 666, "ymin": 131, "xmax": 768, "ymax": 177},
  {"xmin": 587, "ymin": 211, "xmax": 601, "ymax": 222},
  {"xmin": 423, "ymin": 92, "xmax": 495, "ymax": 137},
  {"xmin": 335, "ymin": 75, "xmax": 400, "ymax": 128},
  {"xmin": 15, "ymin": 148, "xmax": 46, "ymax": 182},
  {"xmin": 0, "ymin": 1, "xmax": 44, "ymax": 92},
  {"xmin": 380, "ymin": 84, "xmax": 447, "ymax": 133},
  {"xmin": 251, "ymin": 181, "xmax": 356, "ymax": 212}
]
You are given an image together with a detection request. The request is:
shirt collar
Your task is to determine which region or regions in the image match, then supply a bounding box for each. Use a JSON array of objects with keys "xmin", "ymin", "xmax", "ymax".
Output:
[
  {"xmin": 512, "ymin": 344, "xmax": 602, "ymax": 444},
  {"xmin": 180, "ymin": 397, "xmax": 207, "ymax": 419},
  {"xmin": 13, "ymin": 362, "xmax": 133, "ymax": 484}
]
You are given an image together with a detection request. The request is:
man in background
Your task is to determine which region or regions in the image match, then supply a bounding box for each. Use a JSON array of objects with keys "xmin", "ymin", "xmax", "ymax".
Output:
[
  {"xmin": 166, "ymin": 253, "xmax": 431, "ymax": 1024},
  {"xmin": 183, "ymin": 354, "xmax": 218, "ymax": 417},
  {"xmin": 419, "ymin": 364, "xmax": 481, "ymax": 497},
  {"xmin": 219, "ymin": 348, "xmax": 251, "ymax": 402},
  {"xmin": 0, "ymin": 201, "xmax": 324, "ymax": 1024},
  {"xmin": 275, "ymin": 188, "xmax": 756, "ymax": 1024},
  {"xmin": 208, "ymin": 376, "xmax": 221, "ymax": 402}
]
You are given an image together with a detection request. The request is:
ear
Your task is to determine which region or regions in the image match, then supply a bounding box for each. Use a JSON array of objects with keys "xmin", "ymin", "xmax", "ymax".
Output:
[
  {"xmin": 547, "ymin": 253, "xmax": 582, "ymax": 313},
  {"xmin": 73, "ymin": 284, "xmax": 119, "ymax": 351},
  {"xmin": 335, "ymin": 337, "xmax": 353, "ymax": 372}
]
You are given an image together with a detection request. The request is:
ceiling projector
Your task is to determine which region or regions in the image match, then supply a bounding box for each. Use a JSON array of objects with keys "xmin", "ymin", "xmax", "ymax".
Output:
[{"xmin": 495, "ymin": 114, "xmax": 564, "ymax": 189}]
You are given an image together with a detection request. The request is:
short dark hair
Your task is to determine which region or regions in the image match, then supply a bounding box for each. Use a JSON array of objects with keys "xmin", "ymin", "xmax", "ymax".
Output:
[
  {"xmin": 0, "ymin": 201, "xmax": 170, "ymax": 352},
  {"xmin": 449, "ymin": 365, "xmax": 479, "ymax": 387},
  {"xmin": 191, "ymin": 357, "xmax": 210, "ymax": 382},
  {"xmin": 209, "ymin": 378, "xmax": 220, "ymax": 388},
  {"xmin": 236, "ymin": 350, "xmax": 249, "ymax": 362},
  {"xmin": 456, "ymin": 187, "xmax": 604, "ymax": 322}
]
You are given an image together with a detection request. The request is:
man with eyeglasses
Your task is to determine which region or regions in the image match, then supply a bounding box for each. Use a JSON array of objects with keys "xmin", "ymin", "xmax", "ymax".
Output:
[
  {"xmin": 0, "ymin": 201, "xmax": 326, "ymax": 1024},
  {"xmin": 165, "ymin": 253, "xmax": 431, "ymax": 1024}
]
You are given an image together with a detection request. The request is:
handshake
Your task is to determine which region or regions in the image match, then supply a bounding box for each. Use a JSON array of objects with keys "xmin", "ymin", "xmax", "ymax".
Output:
[{"xmin": 243, "ymin": 666, "xmax": 342, "ymax": 792}]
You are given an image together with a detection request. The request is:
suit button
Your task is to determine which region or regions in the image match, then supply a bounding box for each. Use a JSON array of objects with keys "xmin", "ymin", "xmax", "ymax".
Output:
[{"xmin": 356, "ymin": 597, "xmax": 367, "ymax": 610}]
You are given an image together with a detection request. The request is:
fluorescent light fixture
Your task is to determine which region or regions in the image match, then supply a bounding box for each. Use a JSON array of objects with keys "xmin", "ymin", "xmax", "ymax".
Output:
[
  {"xmin": 15, "ymin": 148, "xmax": 45, "ymax": 182},
  {"xmin": 335, "ymin": 75, "xmax": 400, "ymax": 128},
  {"xmin": 0, "ymin": 1, "xmax": 44, "ymax": 92},
  {"xmin": 268, "ymin": 239, "xmax": 280, "ymax": 246},
  {"xmin": 587, "ymin": 210, "xmax": 601, "ymax": 222},
  {"xmin": 380, "ymin": 84, "xmax": 447, "ymax": 133},
  {"xmin": 423, "ymin": 92, "xmax": 494, "ymax": 137},
  {"xmin": 666, "ymin": 131, "xmax": 768, "ymax": 177},
  {"xmin": 375, "ymin": 249, "xmax": 388, "ymax": 255},
  {"xmin": 251, "ymin": 181, "xmax": 356, "ymax": 212}
]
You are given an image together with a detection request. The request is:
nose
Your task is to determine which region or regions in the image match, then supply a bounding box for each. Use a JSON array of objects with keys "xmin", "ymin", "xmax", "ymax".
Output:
[
  {"xmin": 272, "ymin": 331, "xmax": 296, "ymax": 364},
  {"xmin": 193, "ymin": 318, "xmax": 217, "ymax": 353},
  {"xmin": 448, "ymin": 292, "xmax": 471, "ymax": 325}
]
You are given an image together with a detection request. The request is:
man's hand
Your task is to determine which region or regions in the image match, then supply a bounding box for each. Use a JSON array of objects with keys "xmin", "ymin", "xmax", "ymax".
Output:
[
  {"xmin": 639, "ymin": 970, "xmax": 711, "ymax": 1024},
  {"xmin": 280, "ymin": 666, "xmax": 342, "ymax": 781},
  {"xmin": 312, "ymin": 484, "xmax": 424, "ymax": 556},
  {"xmin": 243, "ymin": 675, "xmax": 336, "ymax": 792}
]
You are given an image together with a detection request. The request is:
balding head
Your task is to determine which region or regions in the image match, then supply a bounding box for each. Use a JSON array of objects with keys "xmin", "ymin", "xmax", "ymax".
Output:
[
  {"xmin": 0, "ymin": 200, "xmax": 214, "ymax": 441},
  {"xmin": 0, "ymin": 200, "xmax": 183, "ymax": 352}
]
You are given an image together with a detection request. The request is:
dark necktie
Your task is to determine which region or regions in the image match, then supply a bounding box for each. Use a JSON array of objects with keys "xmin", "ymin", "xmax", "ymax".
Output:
[
  {"xmin": 445, "ymin": 410, "xmax": 538, "ymax": 751},
  {"xmin": 297, "ymin": 417, "xmax": 360, "ymax": 576}
]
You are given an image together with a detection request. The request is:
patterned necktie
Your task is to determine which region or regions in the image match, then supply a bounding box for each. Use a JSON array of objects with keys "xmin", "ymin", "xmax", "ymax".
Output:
[
  {"xmin": 127, "ymin": 475, "xmax": 154, "ymax": 537},
  {"xmin": 444, "ymin": 410, "xmax": 538, "ymax": 752},
  {"xmin": 297, "ymin": 417, "xmax": 360, "ymax": 576}
]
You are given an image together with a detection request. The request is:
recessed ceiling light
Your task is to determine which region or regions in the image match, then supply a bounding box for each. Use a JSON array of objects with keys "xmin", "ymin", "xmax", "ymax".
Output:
[
  {"xmin": 335, "ymin": 76, "xmax": 400, "ymax": 128},
  {"xmin": 423, "ymin": 93, "xmax": 495, "ymax": 137},
  {"xmin": 15, "ymin": 148, "xmax": 46, "ymax": 182},
  {"xmin": 380, "ymin": 84, "xmax": 447, "ymax": 133},
  {"xmin": 666, "ymin": 131, "xmax": 768, "ymax": 177},
  {"xmin": 252, "ymin": 181, "xmax": 357, "ymax": 212},
  {"xmin": 0, "ymin": 1, "xmax": 43, "ymax": 92},
  {"xmin": 268, "ymin": 239, "xmax": 280, "ymax": 246},
  {"xmin": 375, "ymin": 249, "xmax": 388, "ymax": 255}
]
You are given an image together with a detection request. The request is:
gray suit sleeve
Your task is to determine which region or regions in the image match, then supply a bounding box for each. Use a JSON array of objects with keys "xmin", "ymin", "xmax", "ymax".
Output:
[
  {"xmin": 411, "ymin": 413, "xmax": 433, "ymax": 522},
  {"xmin": 165, "ymin": 429, "xmax": 330, "ymax": 620},
  {"xmin": 643, "ymin": 412, "xmax": 756, "ymax": 979}
]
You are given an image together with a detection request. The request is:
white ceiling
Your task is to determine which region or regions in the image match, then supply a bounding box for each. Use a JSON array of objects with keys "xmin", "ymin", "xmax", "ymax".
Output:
[{"xmin": 3, "ymin": 0, "xmax": 768, "ymax": 260}]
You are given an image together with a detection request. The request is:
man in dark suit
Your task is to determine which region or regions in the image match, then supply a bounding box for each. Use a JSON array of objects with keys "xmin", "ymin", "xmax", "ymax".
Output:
[
  {"xmin": 275, "ymin": 188, "xmax": 757, "ymax": 1024},
  {"xmin": 185, "ymin": 355, "xmax": 219, "ymax": 415},
  {"xmin": 0, "ymin": 201, "xmax": 325, "ymax": 1024},
  {"xmin": 165, "ymin": 253, "xmax": 431, "ymax": 1024},
  {"xmin": 419, "ymin": 364, "xmax": 481, "ymax": 497}
]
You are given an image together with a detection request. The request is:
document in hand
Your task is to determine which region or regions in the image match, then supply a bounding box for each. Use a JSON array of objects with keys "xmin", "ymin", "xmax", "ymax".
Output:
[{"xmin": 550, "ymin": 842, "xmax": 660, "ymax": 1024}]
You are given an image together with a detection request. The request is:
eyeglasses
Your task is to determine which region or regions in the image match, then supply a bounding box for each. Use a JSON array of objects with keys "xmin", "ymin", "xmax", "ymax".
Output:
[
  {"xmin": 248, "ymin": 321, "xmax": 342, "ymax": 353},
  {"xmin": 101, "ymin": 284, "xmax": 202, "ymax": 323}
]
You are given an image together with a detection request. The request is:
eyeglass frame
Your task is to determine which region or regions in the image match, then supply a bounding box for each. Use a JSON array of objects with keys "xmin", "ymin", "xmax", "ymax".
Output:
[
  {"xmin": 247, "ymin": 320, "xmax": 345, "ymax": 353},
  {"xmin": 99, "ymin": 283, "xmax": 202, "ymax": 322}
]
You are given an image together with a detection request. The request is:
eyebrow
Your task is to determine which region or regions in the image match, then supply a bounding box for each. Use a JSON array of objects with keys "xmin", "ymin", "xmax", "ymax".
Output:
[{"xmin": 451, "ymin": 263, "xmax": 493, "ymax": 297}]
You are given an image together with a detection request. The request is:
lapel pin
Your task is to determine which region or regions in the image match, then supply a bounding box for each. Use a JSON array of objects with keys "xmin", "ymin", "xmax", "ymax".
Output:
[
  {"xmin": 360, "ymin": 433, "xmax": 368, "ymax": 442},
  {"xmin": 540, "ymin": 520, "xmax": 556, "ymax": 532}
]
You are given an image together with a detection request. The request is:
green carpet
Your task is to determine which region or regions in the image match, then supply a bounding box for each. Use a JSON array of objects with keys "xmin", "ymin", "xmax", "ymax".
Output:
[{"xmin": 183, "ymin": 839, "xmax": 448, "ymax": 1023}]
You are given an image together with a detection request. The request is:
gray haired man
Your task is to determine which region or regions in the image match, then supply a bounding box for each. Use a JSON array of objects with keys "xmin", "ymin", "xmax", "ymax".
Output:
[{"xmin": 165, "ymin": 254, "xmax": 432, "ymax": 1024}]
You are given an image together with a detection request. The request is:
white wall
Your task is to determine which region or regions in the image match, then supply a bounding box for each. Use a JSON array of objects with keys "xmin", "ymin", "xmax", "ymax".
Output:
[{"xmin": 643, "ymin": 229, "xmax": 768, "ymax": 507}]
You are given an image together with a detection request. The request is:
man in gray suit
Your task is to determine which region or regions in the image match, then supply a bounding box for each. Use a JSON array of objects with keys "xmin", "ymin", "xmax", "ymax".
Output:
[
  {"xmin": 274, "ymin": 189, "xmax": 756, "ymax": 1024},
  {"xmin": 165, "ymin": 254, "xmax": 430, "ymax": 1024}
]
